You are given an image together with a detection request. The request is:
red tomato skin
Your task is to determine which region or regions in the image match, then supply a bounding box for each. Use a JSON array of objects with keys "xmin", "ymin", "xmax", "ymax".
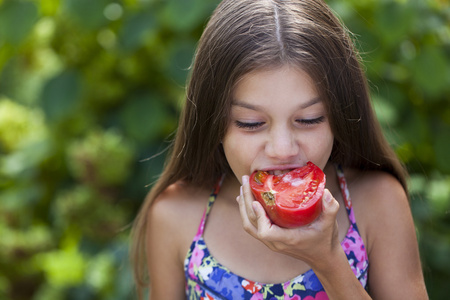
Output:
[{"xmin": 249, "ymin": 162, "xmax": 326, "ymax": 228}]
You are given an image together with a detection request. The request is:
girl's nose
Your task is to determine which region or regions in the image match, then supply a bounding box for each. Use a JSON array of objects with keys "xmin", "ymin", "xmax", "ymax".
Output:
[{"xmin": 265, "ymin": 126, "xmax": 300, "ymax": 160}]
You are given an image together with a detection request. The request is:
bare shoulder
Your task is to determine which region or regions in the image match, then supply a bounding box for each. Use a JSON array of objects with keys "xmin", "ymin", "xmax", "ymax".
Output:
[
  {"xmin": 145, "ymin": 181, "xmax": 212, "ymax": 298},
  {"xmin": 149, "ymin": 181, "xmax": 210, "ymax": 224},
  {"xmin": 147, "ymin": 181, "xmax": 211, "ymax": 259},
  {"xmin": 344, "ymin": 168, "xmax": 428, "ymax": 299},
  {"xmin": 345, "ymin": 168, "xmax": 407, "ymax": 201},
  {"xmin": 345, "ymin": 167, "xmax": 406, "ymax": 207},
  {"xmin": 344, "ymin": 169, "xmax": 410, "ymax": 236}
]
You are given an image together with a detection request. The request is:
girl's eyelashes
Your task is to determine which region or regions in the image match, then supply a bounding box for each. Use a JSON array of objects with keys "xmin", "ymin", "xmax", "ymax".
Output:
[
  {"xmin": 297, "ymin": 116, "xmax": 325, "ymax": 126},
  {"xmin": 234, "ymin": 120, "xmax": 265, "ymax": 130},
  {"xmin": 234, "ymin": 116, "xmax": 325, "ymax": 130}
]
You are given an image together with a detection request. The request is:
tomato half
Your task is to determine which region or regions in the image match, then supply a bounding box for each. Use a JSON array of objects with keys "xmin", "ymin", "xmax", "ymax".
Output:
[{"xmin": 249, "ymin": 161, "xmax": 326, "ymax": 228}]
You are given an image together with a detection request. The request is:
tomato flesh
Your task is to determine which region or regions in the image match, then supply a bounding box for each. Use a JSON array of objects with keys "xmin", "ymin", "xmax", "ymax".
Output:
[{"xmin": 249, "ymin": 161, "xmax": 326, "ymax": 228}]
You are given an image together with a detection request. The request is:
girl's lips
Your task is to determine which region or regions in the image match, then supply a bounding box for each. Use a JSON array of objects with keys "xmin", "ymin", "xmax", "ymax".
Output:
[{"xmin": 258, "ymin": 164, "xmax": 306, "ymax": 175}]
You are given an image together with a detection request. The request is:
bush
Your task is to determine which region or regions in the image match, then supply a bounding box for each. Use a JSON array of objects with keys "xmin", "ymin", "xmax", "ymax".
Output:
[{"xmin": 0, "ymin": 0, "xmax": 448, "ymax": 299}]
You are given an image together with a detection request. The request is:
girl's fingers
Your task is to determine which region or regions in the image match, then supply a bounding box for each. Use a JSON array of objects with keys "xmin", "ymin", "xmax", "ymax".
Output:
[
  {"xmin": 319, "ymin": 189, "xmax": 340, "ymax": 225},
  {"xmin": 252, "ymin": 201, "xmax": 275, "ymax": 236},
  {"xmin": 238, "ymin": 179, "xmax": 340, "ymax": 248},
  {"xmin": 241, "ymin": 175, "xmax": 258, "ymax": 226},
  {"xmin": 236, "ymin": 187, "xmax": 257, "ymax": 236}
]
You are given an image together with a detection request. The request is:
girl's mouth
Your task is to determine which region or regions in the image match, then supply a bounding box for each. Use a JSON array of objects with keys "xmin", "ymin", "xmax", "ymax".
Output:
[{"xmin": 267, "ymin": 169, "xmax": 294, "ymax": 176}]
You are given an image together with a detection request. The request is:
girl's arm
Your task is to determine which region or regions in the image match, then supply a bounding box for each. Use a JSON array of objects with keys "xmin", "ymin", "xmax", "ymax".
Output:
[
  {"xmin": 238, "ymin": 173, "xmax": 428, "ymax": 300},
  {"xmin": 145, "ymin": 190, "xmax": 188, "ymax": 300},
  {"xmin": 356, "ymin": 172, "xmax": 428, "ymax": 299},
  {"xmin": 238, "ymin": 180, "xmax": 372, "ymax": 299}
]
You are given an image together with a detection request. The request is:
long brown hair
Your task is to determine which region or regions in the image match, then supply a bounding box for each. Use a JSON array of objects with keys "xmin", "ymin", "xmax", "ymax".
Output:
[{"xmin": 131, "ymin": 0, "xmax": 407, "ymax": 295}]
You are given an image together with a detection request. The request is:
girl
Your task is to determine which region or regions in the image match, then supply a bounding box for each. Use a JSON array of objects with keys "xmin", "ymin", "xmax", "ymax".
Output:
[{"xmin": 131, "ymin": 0, "xmax": 428, "ymax": 299}]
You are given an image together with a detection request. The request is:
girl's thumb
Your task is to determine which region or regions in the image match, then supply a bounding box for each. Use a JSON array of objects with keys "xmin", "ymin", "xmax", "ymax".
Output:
[{"xmin": 322, "ymin": 189, "xmax": 339, "ymax": 216}]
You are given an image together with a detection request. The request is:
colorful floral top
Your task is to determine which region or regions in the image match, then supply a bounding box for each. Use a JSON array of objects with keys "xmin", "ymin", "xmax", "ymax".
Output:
[{"xmin": 184, "ymin": 165, "xmax": 369, "ymax": 299}]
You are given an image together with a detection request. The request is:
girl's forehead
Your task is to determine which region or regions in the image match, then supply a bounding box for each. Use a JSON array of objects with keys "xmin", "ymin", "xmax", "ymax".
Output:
[
  {"xmin": 233, "ymin": 66, "xmax": 318, "ymax": 97},
  {"xmin": 234, "ymin": 64, "xmax": 316, "ymax": 88},
  {"xmin": 228, "ymin": 66, "xmax": 327, "ymax": 116}
]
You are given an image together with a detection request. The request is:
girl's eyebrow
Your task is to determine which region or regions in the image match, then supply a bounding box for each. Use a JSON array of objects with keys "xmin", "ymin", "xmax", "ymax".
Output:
[
  {"xmin": 231, "ymin": 100, "xmax": 260, "ymax": 111},
  {"xmin": 299, "ymin": 97, "xmax": 322, "ymax": 109},
  {"xmin": 232, "ymin": 97, "xmax": 322, "ymax": 110}
]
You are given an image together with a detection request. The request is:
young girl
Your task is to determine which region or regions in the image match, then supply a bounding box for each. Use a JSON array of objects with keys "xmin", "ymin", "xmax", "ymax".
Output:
[{"xmin": 131, "ymin": 0, "xmax": 428, "ymax": 299}]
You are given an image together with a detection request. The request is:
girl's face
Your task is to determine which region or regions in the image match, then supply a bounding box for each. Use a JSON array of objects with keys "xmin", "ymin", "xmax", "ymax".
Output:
[{"xmin": 222, "ymin": 65, "xmax": 334, "ymax": 183}]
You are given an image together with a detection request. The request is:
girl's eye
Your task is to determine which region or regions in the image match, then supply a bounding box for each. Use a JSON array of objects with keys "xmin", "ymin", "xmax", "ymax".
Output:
[
  {"xmin": 235, "ymin": 120, "xmax": 265, "ymax": 130},
  {"xmin": 297, "ymin": 116, "xmax": 325, "ymax": 126}
]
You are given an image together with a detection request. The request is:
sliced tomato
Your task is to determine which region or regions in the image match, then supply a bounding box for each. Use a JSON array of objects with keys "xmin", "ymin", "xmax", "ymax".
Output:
[{"xmin": 249, "ymin": 161, "xmax": 326, "ymax": 228}]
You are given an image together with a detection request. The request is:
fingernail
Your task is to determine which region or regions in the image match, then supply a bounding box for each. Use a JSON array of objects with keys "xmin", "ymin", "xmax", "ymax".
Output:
[
  {"xmin": 240, "ymin": 186, "xmax": 243, "ymax": 196},
  {"xmin": 242, "ymin": 175, "xmax": 249, "ymax": 185}
]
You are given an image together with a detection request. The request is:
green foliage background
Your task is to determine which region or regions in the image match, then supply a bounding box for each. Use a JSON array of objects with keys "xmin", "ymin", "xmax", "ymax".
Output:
[{"xmin": 0, "ymin": 0, "xmax": 448, "ymax": 299}]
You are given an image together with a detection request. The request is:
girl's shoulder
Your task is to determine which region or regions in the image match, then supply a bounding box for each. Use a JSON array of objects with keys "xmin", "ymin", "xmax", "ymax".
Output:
[
  {"xmin": 153, "ymin": 180, "xmax": 211, "ymax": 209},
  {"xmin": 342, "ymin": 168, "xmax": 427, "ymax": 298},
  {"xmin": 149, "ymin": 180, "xmax": 211, "ymax": 226},
  {"xmin": 343, "ymin": 167, "xmax": 411, "ymax": 248},
  {"xmin": 344, "ymin": 168, "xmax": 407, "ymax": 200},
  {"xmin": 146, "ymin": 181, "xmax": 212, "ymax": 256},
  {"xmin": 344, "ymin": 168, "xmax": 408, "ymax": 209}
]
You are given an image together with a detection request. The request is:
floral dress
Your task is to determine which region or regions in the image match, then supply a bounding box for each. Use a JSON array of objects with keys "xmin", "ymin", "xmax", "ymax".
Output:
[{"xmin": 184, "ymin": 165, "xmax": 369, "ymax": 299}]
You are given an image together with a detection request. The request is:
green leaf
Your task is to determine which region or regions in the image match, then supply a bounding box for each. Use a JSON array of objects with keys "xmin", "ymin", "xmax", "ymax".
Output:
[
  {"xmin": 160, "ymin": 0, "xmax": 217, "ymax": 32},
  {"xmin": 120, "ymin": 93, "xmax": 172, "ymax": 143},
  {"xmin": 0, "ymin": 1, "xmax": 38, "ymax": 45},
  {"xmin": 61, "ymin": 0, "xmax": 109, "ymax": 30},
  {"xmin": 371, "ymin": 94, "xmax": 398, "ymax": 126},
  {"xmin": 119, "ymin": 9, "xmax": 156, "ymax": 51},
  {"xmin": 400, "ymin": 110, "xmax": 430, "ymax": 146},
  {"xmin": 412, "ymin": 45, "xmax": 450, "ymax": 97},
  {"xmin": 434, "ymin": 126, "xmax": 450, "ymax": 173},
  {"xmin": 374, "ymin": 1, "xmax": 415, "ymax": 47},
  {"xmin": 40, "ymin": 70, "xmax": 81, "ymax": 122}
]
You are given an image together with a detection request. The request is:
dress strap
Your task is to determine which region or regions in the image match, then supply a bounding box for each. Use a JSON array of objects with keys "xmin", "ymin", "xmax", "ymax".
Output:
[
  {"xmin": 335, "ymin": 164, "xmax": 357, "ymax": 225},
  {"xmin": 193, "ymin": 174, "xmax": 226, "ymax": 240}
]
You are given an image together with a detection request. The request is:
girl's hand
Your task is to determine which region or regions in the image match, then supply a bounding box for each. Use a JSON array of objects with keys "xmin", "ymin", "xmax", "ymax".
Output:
[{"xmin": 236, "ymin": 175, "xmax": 341, "ymax": 268}]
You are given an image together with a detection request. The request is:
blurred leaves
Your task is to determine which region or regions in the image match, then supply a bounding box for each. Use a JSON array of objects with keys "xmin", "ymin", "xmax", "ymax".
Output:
[
  {"xmin": 119, "ymin": 8, "xmax": 156, "ymax": 51},
  {"xmin": 0, "ymin": 0, "xmax": 38, "ymax": 45},
  {"xmin": 412, "ymin": 45, "xmax": 449, "ymax": 97},
  {"xmin": 332, "ymin": 3, "xmax": 450, "ymax": 297},
  {"xmin": 66, "ymin": 129, "xmax": 135, "ymax": 187},
  {"xmin": 0, "ymin": 97, "xmax": 47, "ymax": 152},
  {"xmin": 434, "ymin": 129, "xmax": 450, "ymax": 173},
  {"xmin": 40, "ymin": 70, "xmax": 81, "ymax": 122},
  {"xmin": 0, "ymin": 0, "xmax": 449, "ymax": 299},
  {"xmin": 62, "ymin": 0, "xmax": 109, "ymax": 31}
]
